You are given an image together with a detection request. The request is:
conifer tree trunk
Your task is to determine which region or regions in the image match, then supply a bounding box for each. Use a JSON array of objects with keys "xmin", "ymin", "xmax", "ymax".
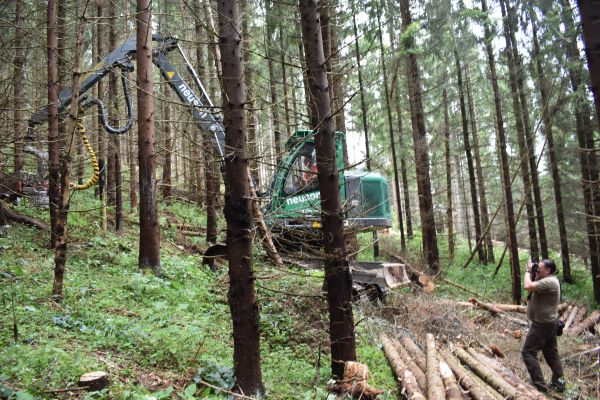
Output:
[
  {"xmin": 13, "ymin": 0, "xmax": 24, "ymax": 174},
  {"xmin": 202, "ymin": 0, "xmax": 220, "ymax": 243},
  {"xmin": 352, "ymin": 5, "xmax": 379, "ymax": 257},
  {"xmin": 385, "ymin": 0, "xmax": 413, "ymax": 239},
  {"xmin": 53, "ymin": 0, "xmax": 89, "ymax": 298},
  {"xmin": 499, "ymin": 0, "xmax": 539, "ymax": 261},
  {"xmin": 400, "ymin": 0, "xmax": 439, "ymax": 273},
  {"xmin": 559, "ymin": 0, "xmax": 600, "ymax": 302},
  {"xmin": 241, "ymin": 0, "xmax": 259, "ymax": 187},
  {"xmin": 457, "ymin": 152, "xmax": 472, "ymax": 252},
  {"xmin": 47, "ymin": 0, "xmax": 60, "ymax": 251},
  {"xmin": 530, "ymin": 10, "xmax": 571, "ymax": 282},
  {"xmin": 455, "ymin": 50, "xmax": 485, "ymax": 264},
  {"xmin": 217, "ymin": 0, "xmax": 264, "ymax": 393},
  {"xmin": 481, "ymin": 0, "xmax": 521, "ymax": 303},
  {"xmin": 266, "ymin": 0, "xmax": 281, "ymax": 163},
  {"xmin": 443, "ymin": 88, "xmax": 454, "ymax": 260},
  {"xmin": 161, "ymin": 0, "xmax": 172, "ymax": 202},
  {"xmin": 108, "ymin": 0, "xmax": 122, "ymax": 232},
  {"xmin": 505, "ymin": 0, "xmax": 548, "ymax": 259},
  {"xmin": 329, "ymin": 4, "xmax": 346, "ymax": 136},
  {"xmin": 299, "ymin": 0, "xmax": 357, "ymax": 379},
  {"xmin": 137, "ymin": 0, "xmax": 161, "ymax": 273},
  {"xmin": 465, "ymin": 65, "xmax": 494, "ymax": 262},
  {"xmin": 376, "ymin": 3, "xmax": 405, "ymax": 250},
  {"xmin": 577, "ymin": 0, "xmax": 600, "ymax": 130},
  {"xmin": 279, "ymin": 32, "xmax": 291, "ymax": 137},
  {"xmin": 94, "ymin": 2, "xmax": 109, "ymax": 226}
]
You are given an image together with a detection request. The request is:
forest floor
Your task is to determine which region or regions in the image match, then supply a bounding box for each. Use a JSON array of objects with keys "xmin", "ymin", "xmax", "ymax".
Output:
[{"xmin": 0, "ymin": 195, "xmax": 599, "ymax": 399}]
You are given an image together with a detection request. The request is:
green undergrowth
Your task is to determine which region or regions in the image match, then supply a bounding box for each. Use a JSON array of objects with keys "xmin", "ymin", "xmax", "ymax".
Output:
[
  {"xmin": 1, "ymin": 195, "xmax": 398, "ymax": 399},
  {"xmin": 1, "ymin": 193, "xmax": 595, "ymax": 399}
]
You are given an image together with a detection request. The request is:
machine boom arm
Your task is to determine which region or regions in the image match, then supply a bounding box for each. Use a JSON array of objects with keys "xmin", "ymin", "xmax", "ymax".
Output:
[{"xmin": 27, "ymin": 34, "xmax": 226, "ymax": 166}]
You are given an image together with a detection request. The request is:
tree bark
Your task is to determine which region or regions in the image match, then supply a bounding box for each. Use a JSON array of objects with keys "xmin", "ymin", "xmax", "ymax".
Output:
[
  {"xmin": 439, "ymin": 349, "xmax": 499, "ymax": 400},
  {"xmin": 137, "ymin": 0, "xmax": 161, "ymax": 273},
  {"xmin": 351, "ymin": 6, "xmax": 379, "ymax": 257},
  {"xmin": 426, "ymin": 333, "xmax": 445, "ymax": 399},
  {"xmin": 481, "ymin": 0, "xmax": 521, "ymax": 303},
  {"xmin": 506, "ymin": 0, "xmax": 548, "ymax": 259},
  {"xmin": 529, "ymin": 9, "xmax": 571, "ymax": 282},
  {"xmin": 161, "ymin": 0, "xmax": 173, "ymax": 202},
  {"xmin": 13, "ymin": 0, "xmax": 25, "ymax": 174},
  {"xmin": 465, "ymin": 65, "xmax": 494, "ymax": 262},
  {"xmin": 202, "ymin": 0, "xmax": 220, "ymax": 244},
  {"xmin": 559, "ymin": 0, "xmax": 600, "ymax": 302},
  {"xmin": 499, "ymin": 0, "xmax": 539, "ymax": 261},
  {"xmin": 299, "ymin": 0, "xmax": 357, "ymax": 379},
  {"xmin": 53, "ymin": 0, "xmax": 89, "ymax": 299},
  {"xmin": 218, "ymin": 0, "xmax": 264, "ymax": 394},
  {"xmin": 266, "ymin": 0, "xmax": 282, "ymax": 164},
  {"xmin": 455, "ymin": 50, "xmax": 485, "ymax": 264},
  {"xmin": 380, "ymin": 334, "xmax": 427, "ymax": 400},
  {"xmin": 400, "ymin": 0, "xmax": 439, "ymax": 273},
  {"xmin": 578, "ymin": 0, "xmax": 600, "ymax": 131},
  {"xmin": 443, "ymin": 88, "xmax": 455, "ymax": 260},
  {"xmin": 108, "ymin": 0, "xmax": 122, "ymax": 231}
]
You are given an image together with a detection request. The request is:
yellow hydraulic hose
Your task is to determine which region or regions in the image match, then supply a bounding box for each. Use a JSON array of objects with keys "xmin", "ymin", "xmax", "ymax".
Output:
[{"xmin": 71, "ymin": 114, "xmax": 100, "ymax": 190}]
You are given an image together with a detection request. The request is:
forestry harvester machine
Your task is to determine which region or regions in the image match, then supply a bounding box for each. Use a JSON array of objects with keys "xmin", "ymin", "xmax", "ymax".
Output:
[{"xmin": 20, "ymin": 34, "xmax": 409, "ymax": 298}]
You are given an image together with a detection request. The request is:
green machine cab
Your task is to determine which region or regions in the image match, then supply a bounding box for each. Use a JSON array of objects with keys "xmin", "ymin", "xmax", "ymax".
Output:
[{"xmin": 263, "ymin": 130, "xmax": 392, "ymax": 232}]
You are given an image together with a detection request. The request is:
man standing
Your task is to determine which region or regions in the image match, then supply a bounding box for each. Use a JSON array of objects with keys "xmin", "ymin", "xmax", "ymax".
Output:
[{"xmin": 522, "ymin": 259, "xmax": 565, "ymax": 392}]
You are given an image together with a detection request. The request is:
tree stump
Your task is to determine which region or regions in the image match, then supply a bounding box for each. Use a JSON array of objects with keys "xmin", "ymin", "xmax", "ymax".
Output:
[{"xmin": 78, "ymin": 371, "xmax": 109, "ymax": 391}]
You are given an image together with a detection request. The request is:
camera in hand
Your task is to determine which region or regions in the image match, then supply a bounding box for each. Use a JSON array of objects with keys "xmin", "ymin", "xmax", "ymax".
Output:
[{"xmin": 531, "ymin": 262, "xmax": 539, "ymax": 274}]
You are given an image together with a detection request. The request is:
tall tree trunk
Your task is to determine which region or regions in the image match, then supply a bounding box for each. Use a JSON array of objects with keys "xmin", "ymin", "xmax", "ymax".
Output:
[
  {"xmin": 53, "ymin": 0, "xmax": 89, "ymax": 299},
  {"xmin": 505, "ymin": 0, "xmax": 548, "ymax": 259},
  {"xmin": 385, "ymin": 0, "xmax": 413, "ymax": 239},
  {"xmin": 217, "ymin": 0, "xmax": 264, "ymax": 394},
  {"xmin": 465, "ymin": 65, "xmax": 494, "ymax": 262},
  {"xmin": 578, "ymin": 0, "xmax": 600, "ymax": 130},
  {"xmin": 443, "ymin": 89, "xmax": 454, "ymax": 261},
  {"xmin": 499, "ymin": 0, "xmax": 539, "ymax": 261},
  {"xmin": 94, "ymin": 2, "xmax": 109, "ymax": 228},
  {"xmin": 137, "ymin": 0, "xmax": 161, "ymax": 273},
  {"xmin": 108, "ymin": 0, "xmax": 122, "ymax": 232},
  {"xmin": 13, "ymin": 0, "xmax": 24, "ymax": 174},
  {"xmin": 202, "ymin": 0, "xmax": 220, "ymax": 243},
  {"xmin": 47, "ymin": 0, "xmax": 60, "ymax": 251},
  {"xmin": 376, "ymin": 3, "xmax": 405, "ymax": 250},
  {"xmin": 560, "ymin": 0, "xmax": 600, "ymax": 302},
  {"xmin": 299, "ymin": 0, "xmax": 357, "ymax": 379},
  {"xmin": 242, "ymin": 0, "xmax": 259, "ymax": 187},
  {"xmin": 530, "ymin": 9, "xmax": 571, "ymax": 282},
  {"xmin": 481, "ymin": 0, "xmax": 521, "ymax": 303},
  {"xmin": 400, "ymin": 0, "xmax": 439, "ymax": 273},
  {"xmin": 279, "ymin": 32, "xmax": 291, "ymax": 137},
  {"xmin": 455, "ymin": 50, "xmax": 485, "ymax": 264},
  {"xmin": 457, "ymin": 152, "xmax": 472, "ymax": 252},
  {"xmin": 161, "ymin": 0, "xmax": 172, "ymax": 202},
  {"xmin": 352, "ymin": 5, "xmax": 379, "ymax": 257},
  {"xmin": 266, "ymin": 0, "xmax": 281, "ymax": 163},
  {"xmin": 329, "ymin": 4, "xmax": 346, "ymax": 136}
]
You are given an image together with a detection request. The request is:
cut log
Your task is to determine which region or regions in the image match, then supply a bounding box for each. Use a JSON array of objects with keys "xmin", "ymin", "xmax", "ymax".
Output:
[
  {"xmin": 392, "ymin": 338, "xmax": 427, "ymax": 392},
  {"xmin": 78, "ymin": 371, "xmax": 109, "ymax": 391},
  {"xmin": 399, "ymin": 336, "xmax": 427, "ymax": 372},
  {"xmin": 563, "ymin": 345, "xmax": 600, "ymax": 361},
  {"xmin": 568, "ymin": 310, "xmax": 600, "ymax": 336},
  {"xmin": 441, "ymin": 278, "xmax": 494, "ymax": 302},
  {"xmin": 438, "ymin": 356, "xmax": 462, "ymax": 400},
  {"xmin": 489, "ymin": 344, "xmax": 505, "ymax": 358},
  {"xmin": 563, "ymin": 306, "xmax": 579, "ymax": 332},
  {"xmin": 426, "ymin": 333, "xmax": 445, "ymax": 400},
  {"xmin": 439, "ymin": 349, "xmax": 500, "ymax": 400},
  {"xmin": 468, "ymin": 348, "xmax": 547, "ymax": 400},
  {"xmin": 572, "ymin": 307, "xmax": 587, "ymax": 327},
  {"xmin": 328, "ymin": 361, "xmax": 384, "ymax": 400},
  {"xmin": 380, "ymin": 334, "xmax": 426, "ymax": 400},
  {"xmin": 454, "ymin": 348, "xmax": 528, "ymax": 400},
  {"xmin": 0, "ymin": 201, "xmax": 48, "ymax": 230},
  {"xmin": 457, "ymin": 301, "xmax": 569, "ymax": 315},
  {"xmin": 558, "ymin": 304, "xmax": 572, "ymax": 321},
  {"xmin": 468, "ymin": 298, "xmax": 502, "ymax": 315}
]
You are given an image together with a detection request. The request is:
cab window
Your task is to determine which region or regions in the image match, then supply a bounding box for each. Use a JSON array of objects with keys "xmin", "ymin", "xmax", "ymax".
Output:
[{"xmin": 283, "ymin": 143, "xmax": 318, "ymax": 195}]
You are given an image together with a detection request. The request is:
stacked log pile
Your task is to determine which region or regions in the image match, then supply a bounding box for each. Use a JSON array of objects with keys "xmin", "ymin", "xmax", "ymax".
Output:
[{"xmin": 381, "ymin": 332, "xmax": 547, "ymax": 399}]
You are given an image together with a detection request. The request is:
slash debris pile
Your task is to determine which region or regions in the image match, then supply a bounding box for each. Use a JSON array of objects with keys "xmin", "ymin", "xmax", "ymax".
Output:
[{"xmin": 359, "ymin": 291, "xmax": 600, "ymax": 399}]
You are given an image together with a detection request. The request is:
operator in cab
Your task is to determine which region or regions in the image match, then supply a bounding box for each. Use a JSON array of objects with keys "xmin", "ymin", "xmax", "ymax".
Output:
[{"xmin": 522, "ymin": 259, "xmax": 565, "ymax": 393}]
